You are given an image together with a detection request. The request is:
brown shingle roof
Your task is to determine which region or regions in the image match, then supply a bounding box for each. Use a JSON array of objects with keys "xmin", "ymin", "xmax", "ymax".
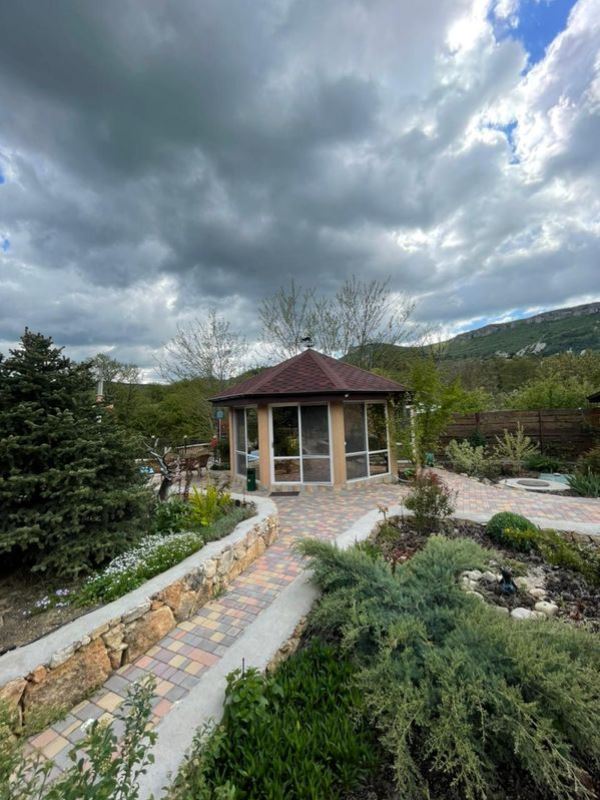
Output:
[{"xmin": 210, "ymin": 349, "xmax": 407, "ymax": 402}]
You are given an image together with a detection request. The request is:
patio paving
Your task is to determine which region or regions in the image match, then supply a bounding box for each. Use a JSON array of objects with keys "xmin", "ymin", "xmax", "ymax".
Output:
[{"xmin": 27, "ymin": 470, "xmax": 600, "ymax": 777}]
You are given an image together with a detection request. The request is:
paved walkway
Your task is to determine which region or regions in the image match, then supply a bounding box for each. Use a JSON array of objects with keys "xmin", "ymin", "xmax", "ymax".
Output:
[{"xmin": 27, "ymin": 472, "xmax": 600, "ymax": 776}]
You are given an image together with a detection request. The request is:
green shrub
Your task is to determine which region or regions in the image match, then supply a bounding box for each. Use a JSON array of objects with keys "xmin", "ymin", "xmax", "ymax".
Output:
[
  {"xmin": 77, "ymin": 505, "xmax": 251, "ymax": 605},
  {"xmin": 154, "ymin": 497, "xmax": 193, "ymax": 534},
  {"xmin": 536, "ymin": 529, "xmax": 600, "ymax": 586},
  {"xmin": 485, "ymin": 511, "xmax": 535, "ymax": 549},
  {"xmin": 189, "ymin": 486, "xmax": 232, "ymax": 527},
  {"xmin": 498, "ymin": 525, "xmax": 540, "ymax": 552},
  {"xmin": 568, "ymin": 469, "xmax": 600, "ymax": 498},
  {"xmin": 578, "ymin": 445, "xmax": 600, "ymax": 474},
  {"xmin": 445, "ymin": 439, "xmax": 489, "ymax": 477},
  {"xmin": 493, "ymin": 423, "xmax": 539, "ymax": 474},
  {"xmin": 171, "ymin": 641, "xmax": 377, "ymax": 799},
  {"xmin": 525, "ymin": 453, "xmax": 566, "ymax": 472},
  {"xmin": 1, "ymin": 678, "xmax": 157, "ymax": 800},
  {"xmin": 467, "ymin": 430, "xmax": 487, "ymax": 448},
  {"xmin": 404, "ymin": 472, "xmax": 455, "ymax": 533},
  {"xmin": 300, "ymin": 536, "xmax": 600, "ymax": 800}
]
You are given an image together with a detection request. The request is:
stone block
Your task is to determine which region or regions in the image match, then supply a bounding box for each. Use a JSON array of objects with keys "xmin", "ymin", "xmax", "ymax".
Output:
[
  {"xmin": 122, "ymin": 600, "xmax": 152, "ymax": 624},
  {"xmin": 23, "ymin": 638, "xmax": 111, "ymax": 715},
  {"xmin": 102, "ymin": 623, "xmax": 125, "ymax": 651},
  {"xmin": 124, "ymin": 605, "xmax": 175, "ymax": 662}
]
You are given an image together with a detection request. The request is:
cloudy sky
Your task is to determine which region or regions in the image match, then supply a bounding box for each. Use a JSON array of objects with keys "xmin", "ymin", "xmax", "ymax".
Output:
[{"xmin": 0, "ymin": 0, "xmax": 598, "ymax": 376}]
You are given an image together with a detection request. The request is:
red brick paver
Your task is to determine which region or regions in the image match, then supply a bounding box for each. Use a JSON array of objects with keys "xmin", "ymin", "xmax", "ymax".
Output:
[{"xmin": 28, "ymin": 472, "xmax": 599, "ymax": 774}]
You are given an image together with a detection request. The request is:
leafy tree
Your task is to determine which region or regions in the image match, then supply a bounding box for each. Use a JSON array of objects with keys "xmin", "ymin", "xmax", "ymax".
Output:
[
  {"xmin": 0, "ymin": 330, "xmax": 152, "ymax": 577},
  {"xmin": 506, "ymin": 375, "xmax": 594, "ymax": 410},
  {"xmin": 405, "ymin": 356, "xmax": 472, "ymax": 463}
]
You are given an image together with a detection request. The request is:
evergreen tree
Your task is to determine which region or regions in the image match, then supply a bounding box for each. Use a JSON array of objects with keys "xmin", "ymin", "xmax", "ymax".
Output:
[{"xmin": 0, "ymin": 330, "xmax": 153, "ymax": 577}]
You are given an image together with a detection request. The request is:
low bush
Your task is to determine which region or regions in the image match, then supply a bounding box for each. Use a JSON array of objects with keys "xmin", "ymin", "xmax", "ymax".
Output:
[
  {"xmin": 485, "ymin": 511, "xmax": 536, "ymax": 550},
  {"xmin": 536, "ymin": 529, "xmax": 600, "ymax": 586},
  {"xmin": 154, "ymin": 497, "xmax": 193, "ymax": 534},
  {"xmin": 578, "ymin": 444, "xmax": 600, "ymax": 474},
  {"xmin": 1, "ymin": 678, "xmax": 156, "ymax": 800},
  {"xmin": 493, "ymin": 423, "xmax": 539, "ymax": 474},
  {"xmin": 170, "ymin": 641, "xmax": 377, "ymax": 799},
  {"xmin": 189, "ymin": 486, "xmax": 232, "ymax": 527},
  {"xmin": 525, "ymin": 453, "xmax": 566, "ymax": 473},
  {"xmin": 568, "ymin": 469, "xmax": 600, "ymax": 498},
  {"xmin": 486, "ymin": 512, "xmax": 600, "ymax": 586},
  {"xmin": 467, "ymin": 430, "xmax": 486, "ymax": 448},
  {"xmin": 404, "ymin": 472, "xmax": 455, "ymax": 533},
  {"xmin": 77, "ymin": 505, "xmax": 251, "ymax": 606},
  {"xmin": 300, "ymin": 536, "xmax": 600, "ymax": 800},
  {"xmin": 445, "ymin": 439, "xmax": 489, "ymax": 477}
]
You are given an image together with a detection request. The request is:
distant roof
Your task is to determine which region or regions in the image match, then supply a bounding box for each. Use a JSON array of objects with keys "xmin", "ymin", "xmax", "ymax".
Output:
[
  {"xmin": 210, "ymin": 348, "xmax": 407, "ymax": 403},
  {"xmin": 589, "ymin": 390, "xmax": 600, "ymax": 403}
]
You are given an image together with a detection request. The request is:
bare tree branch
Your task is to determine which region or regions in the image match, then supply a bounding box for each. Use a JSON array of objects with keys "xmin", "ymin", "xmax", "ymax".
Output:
[
  {"xmin": 260, "ymin": 276, "xmax": 418, "ymax": 366},
  {"xmin": 157, "ymin": 309, "xmax": 247, "ymax": 386}
]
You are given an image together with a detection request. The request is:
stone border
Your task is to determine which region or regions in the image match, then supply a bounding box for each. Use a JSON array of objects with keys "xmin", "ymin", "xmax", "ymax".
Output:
[{"xmin": 0, "ymin": 494, "xmax": 278, "ymax": 727}]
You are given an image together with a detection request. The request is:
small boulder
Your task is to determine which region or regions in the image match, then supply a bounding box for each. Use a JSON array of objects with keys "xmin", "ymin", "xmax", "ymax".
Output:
[
  {"xmin": 511, "ymin": 607, "xmax": 534, "ymax": 620},
  {"xmin": 534, "ymin": 601, "xmax": 559, "ymax": 618}
]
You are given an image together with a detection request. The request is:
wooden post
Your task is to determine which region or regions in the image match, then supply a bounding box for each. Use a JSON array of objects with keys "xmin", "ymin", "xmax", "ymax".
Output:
[{"xmin": 538, "ymin": 410, "xmax": 544, "ymax": 453}]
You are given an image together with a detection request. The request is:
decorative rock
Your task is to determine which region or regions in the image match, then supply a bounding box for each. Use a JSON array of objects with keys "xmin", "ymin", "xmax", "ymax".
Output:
[
  {"xmin": 511, "ymin": 607, "xmax": 535, "ymax": 620},
  {"xmin": 50, "ymin": 644, "xmax": 76, "ymax": 669},
  {"xmin": 492, "ymin": 605, "xmax": 509, "ymax": 614},
  {"xmin": 514, "ymin": 577, "xmax": 529, "ymax": 590},
  {"xmin": 122, "ymin": 600, "xmax": 151, "ymax": 624},
  {"xmin": 463, "ymin": 570, "xmax": 483, "ymax": 581},
  {"xmin": 534, "ymin": 601, "xmax": 559, "ymax": 618},
  {"xmin": 481, "ymin": 571, "xmax": 499, "ymax": 583},
  {"xmin": 23, "ymin": 638, "xmax": 111, "ymax": 714},
  {"xmin": 124, "ymin": 605, "xmax": 176, "ymax": 662},
  {"xmin": 529, "ymin": 587, "xmax": 547, "ymax": 601},
  {"xmin": 465, "ymin": 590, "xmax": 485, "ymax": 601},
  {"xmin": 461, "ymin": 577, "xmax": 479, "ymax": 591}
]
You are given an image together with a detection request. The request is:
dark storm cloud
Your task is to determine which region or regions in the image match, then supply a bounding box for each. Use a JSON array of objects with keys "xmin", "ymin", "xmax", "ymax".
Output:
[{"xmin": 0, "ymin": 0, "xmax": 598, "ymax": 368}]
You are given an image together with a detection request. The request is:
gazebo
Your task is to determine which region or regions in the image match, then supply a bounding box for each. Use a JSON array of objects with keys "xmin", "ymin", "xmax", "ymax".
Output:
[{"xmin": 210, "ymin": 348, "xmax": 407, "ymax": 491}]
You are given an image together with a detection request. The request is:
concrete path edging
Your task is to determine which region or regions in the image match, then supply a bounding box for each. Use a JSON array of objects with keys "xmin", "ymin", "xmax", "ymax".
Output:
[{"xmin": 138, "ymin": 505, "xmax": 379, "ymax": 798}]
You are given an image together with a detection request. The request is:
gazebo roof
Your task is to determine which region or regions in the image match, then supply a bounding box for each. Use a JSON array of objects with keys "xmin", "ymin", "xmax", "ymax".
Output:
[{"xmin": 210, "ymin": 348, "xmax": 407, "ymax": 403}]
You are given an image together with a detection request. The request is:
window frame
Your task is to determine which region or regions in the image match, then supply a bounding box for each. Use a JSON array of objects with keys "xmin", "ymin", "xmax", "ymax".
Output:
[
  {"xmin": 344, "ymin": 400, "xmax": 390, "ymax": 482},
  {"xmin": 269, "ymin": 402, "xmax": 333, "ymax": 485},
  {"xmin": 234, "ymin": 406, "xmax": 259, "ymax": 479}
]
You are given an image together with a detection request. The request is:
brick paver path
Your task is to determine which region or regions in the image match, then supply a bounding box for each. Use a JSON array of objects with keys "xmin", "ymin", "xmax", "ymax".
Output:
[{"xmin": 28, "ymin": 472, "xmax": 599, "ymax": 773}]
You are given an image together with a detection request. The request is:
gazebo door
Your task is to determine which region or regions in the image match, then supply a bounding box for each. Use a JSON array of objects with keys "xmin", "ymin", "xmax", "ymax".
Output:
[{"xmin": 271, "ymin": 404, "xmax": 331, "ymax": 484}]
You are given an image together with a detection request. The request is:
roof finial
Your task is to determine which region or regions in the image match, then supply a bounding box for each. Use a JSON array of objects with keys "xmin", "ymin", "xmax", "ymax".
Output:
[{"xmin": 301, "ymin": 335, "xmax": 314, "ymax": 349}]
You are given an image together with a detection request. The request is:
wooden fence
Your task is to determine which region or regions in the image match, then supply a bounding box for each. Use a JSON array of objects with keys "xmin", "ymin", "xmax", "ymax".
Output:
[{"xmin": 440, "ymin": 408, "xmax": 600, "ymax": 457}]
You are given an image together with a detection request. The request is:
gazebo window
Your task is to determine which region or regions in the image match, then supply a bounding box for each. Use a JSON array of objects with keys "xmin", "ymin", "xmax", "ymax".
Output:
[
  {"xmin": 271, "ymin": 404, "xmax": 331, "ymax": 483},
  {"xmin": 344, "ymin": 402, "xmax": 389, "ymax": 480},
  {"xmin": 234, "ymin": 407, "xmax": 259, "ymax": 479}
]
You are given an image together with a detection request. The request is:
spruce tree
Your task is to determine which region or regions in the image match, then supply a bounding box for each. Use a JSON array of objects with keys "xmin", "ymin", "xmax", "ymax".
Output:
[{"xmin": 0, "ymin": 330, "xmax": 152, "ymax": 577}]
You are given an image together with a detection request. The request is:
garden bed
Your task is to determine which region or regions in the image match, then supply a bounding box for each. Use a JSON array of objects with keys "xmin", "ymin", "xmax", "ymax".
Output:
[
  {"xmin": 0, "ymin": 494, "xmax": 277, "ymax": 731},
  {"xmin": 376, "ymin": 515, "xmax": 600, "ymax": 630},
  {"xmin": 0, "ymin": 502, "xmax": 253, "ymax": 654}
]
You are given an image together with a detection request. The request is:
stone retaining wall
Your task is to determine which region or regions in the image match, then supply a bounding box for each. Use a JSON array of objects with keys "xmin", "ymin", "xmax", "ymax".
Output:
[{"xmin": 0, "ymin": 496, "xmax": 278, "ymax": 730}]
